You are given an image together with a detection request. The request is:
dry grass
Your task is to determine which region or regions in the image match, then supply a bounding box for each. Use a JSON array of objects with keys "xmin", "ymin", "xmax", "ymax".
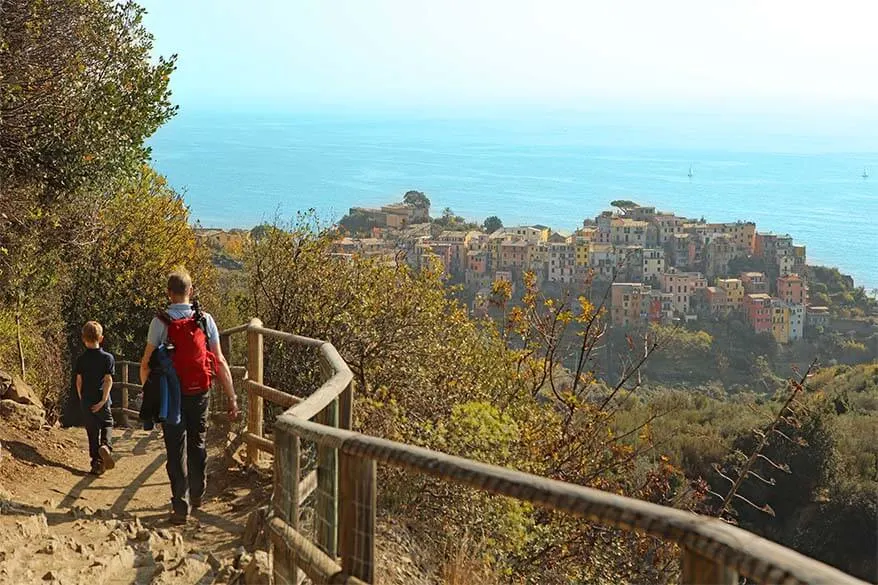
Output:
[{"xmin": 440, "ymin": 533, "xmax": 503, "ymax": 585}]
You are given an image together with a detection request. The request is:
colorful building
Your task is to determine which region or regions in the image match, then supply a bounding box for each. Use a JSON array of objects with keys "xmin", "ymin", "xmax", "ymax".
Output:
[
  {"xmin": 548, "ymin": 242, "xmax": 576, "ymax": 283},
  {"xmin": 666, "ymin": 233, "xmax": 702, "ymax": 270},
  {"xmin": 504, "ymin": 226, "xmax": 549, "ymax": 242},
  {"xmin": 704, "ymin": 286, "xmax": 730, "ymax": 315},
  {"xmin": 416, "ymin": 239, "xmax": 454, "ymax": 273},
  {"xmin": 792, "ymin": 245, "xmax": 807, "ymax": 275},
  {"xmin": 465, "ymin": 250, "xmax": 491, "ymax": 286},
  {"xmin": 528, "ymin": 242, "xmax": 549, "ymax": 281},
  {"xmin": 660, "ymin": 269, "xmax": 707, "ymax": 315},
  {"xmin": 573, "ymin": 236, "xmax": 590, "ymax": 268},
  {"xmin": 740, "ymin": 272, "xmax": 769, "ymax": 294},
  {"xmin": 642, "ymin": 248, "xmax": 665, "ymax": 281},
  {"xmin": 771, "ymin": 299, "xmax": 791, "ymax": 344},
  {"xmin": 589, "ymin": 244, "xmax": 617, "ymax": 279},
  {"xmin": 806, "ymin": 306, "xmax": 830, "ymax": 329},
  {"xmin": 436, "ymin": 230, "xmax": 471, "ymax": 273},
  {"xmin": 789, "ymin": 303, "xmax": 805, "ymax": 341},
  {"xmin": 648, "ymin": 214, "xmax": 686, "ymax": 246},
  {"xmin": 704, "ymin": 222, "xmax": 756, "ymax": 254},
  {"xmin": 647, "ymin": 289, "xmax": 675, "ymax": 323},
  {"xmin": 703, "ymin": 235, "xmax": 736, "ymax": 278},
  {"xmin": 716, "ymin": 278, "xmax": 745, "ymax": 311},
  {"xmin": 744, "ymin": 293, "xmax": 773, "ymax": 334},
  {"xmin": 610, "ymin": 218, "xmax": 649, "ymax": 246},
  {"xmin": 776, "ymin": 274, "xmax": 806, "ymax": 305},
  {"xmin": 499, "ymin": 240, "xmax": 531, "ymax": 272},
  {"xmin": 611, "ymin": 283, "xmax": 649, "ymax": 327}
]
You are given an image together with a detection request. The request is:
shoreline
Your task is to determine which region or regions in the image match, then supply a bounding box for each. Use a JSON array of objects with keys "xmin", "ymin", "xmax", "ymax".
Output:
[{"xmin": 193, "ymin": 202, "xmax": 878, "ymax": 297}]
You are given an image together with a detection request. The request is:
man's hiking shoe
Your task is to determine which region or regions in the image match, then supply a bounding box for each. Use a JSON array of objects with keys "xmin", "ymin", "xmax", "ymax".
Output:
[
  {"xmin": 169, "ymin": 511, "xmax": 188, "ymax": 525},
  {"xmin": 89, "ymin": 462, "xmax": 104, "ymax": 476},
  {"xmin": 99, "ymin": 445, "xmax": 115, "ymax": 470},
  {"xmin": 190, "ymin": 496, "xmax": 202, "ymax": 510}
]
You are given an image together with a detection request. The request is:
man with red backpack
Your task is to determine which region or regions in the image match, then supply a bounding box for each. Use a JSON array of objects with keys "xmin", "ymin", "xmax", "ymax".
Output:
[{"xmin": 139, "ymin": 268, "xmax": 239, "ymax": 525}]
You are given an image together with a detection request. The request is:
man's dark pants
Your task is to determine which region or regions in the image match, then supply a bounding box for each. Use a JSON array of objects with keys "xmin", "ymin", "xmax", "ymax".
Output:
[
  {"xmin": 82, "ymin": 402, "xmax": 113, "ymax": 467},
  {"xmin": 163, "ymin": 392, "xmax": 209, "ymax": 516}
]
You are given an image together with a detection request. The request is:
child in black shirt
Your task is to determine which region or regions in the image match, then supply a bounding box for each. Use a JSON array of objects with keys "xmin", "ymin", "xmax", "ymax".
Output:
[{"xmin": 74, "ymin": 321, "xmax": 116, "ymax": 475}]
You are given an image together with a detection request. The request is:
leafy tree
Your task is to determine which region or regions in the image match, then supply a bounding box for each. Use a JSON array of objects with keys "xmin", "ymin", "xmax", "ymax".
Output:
[
  {"xmin": 59, "ymin": 168, "xmax": 214, "ymax": 423},
  {"xmin": 243, "ymin": 225, "xmax": 685, "ymax": 583},
  {"xmin": 338, "ymin": 209, "xmax": 380, "ymax": 236},
  {"xmin": 0, "ymin": 0, "xmax": 179, "ymax": 416},
  {"xmin": 483, "ymin": 215, "xmax": 503, "ymax": 233},
  {"xmin": 610, "ymin": 199, "xmax": 639, "ymax": 213},
  {"xmin": 806, "ymin": 265, "xmax": 877, "ymax": 316},
  {"xmin": 432, "ymin": 207, "xmax": 479, "ymax": 230},
  {"xmin": 403, "ymin": 190, "xmax": 430, "ymax": 208},
  {"xmin": 0, "ymin": 0, "xmax": 177, "ymax": 196},
  {"xmin": 63, "ymin": 168, "xmax": 213, "ymax": 359},
  {"xmin": 728, "ymin": 255, "xmax": 768, "ymax": 276}
]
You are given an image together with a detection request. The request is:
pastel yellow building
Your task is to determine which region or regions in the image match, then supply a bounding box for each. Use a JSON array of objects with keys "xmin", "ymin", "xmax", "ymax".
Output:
[
  {"xmin": 528, "ymin": 242, "xmax": 548, "ymax": 273},
  {"xmin": 771, "ymin": 300, "xmax": 791, "ymax": 344},
  {"xmin": 574, "ymin": 237, "xmax": 590, "ymax": 267},
  {"xmin": 705, "ymin": 222, "xmax": 756, "ymax": 254},
  {"xmin": 610, "ymin": 218, "xmax": 649, "ymax": 246},
  {"xmin": 715, "ymin": 278, "xmax": 745, "ymax": 311}
]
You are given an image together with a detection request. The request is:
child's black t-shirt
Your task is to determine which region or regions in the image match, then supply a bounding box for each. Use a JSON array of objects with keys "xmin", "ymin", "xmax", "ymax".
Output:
[{"xmin": 75, "ymin": 348, "xmax": 115, "ymax": 405}]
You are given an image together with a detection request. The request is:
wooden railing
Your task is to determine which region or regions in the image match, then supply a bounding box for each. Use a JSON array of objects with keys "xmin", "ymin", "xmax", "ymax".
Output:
[
  {"xmin": 138, "ymin": 320, "xmax": 870, "ymax": 585},
  {"xmin": 113, "ymin": 360, "xmax": 142, "ymax": 425}
]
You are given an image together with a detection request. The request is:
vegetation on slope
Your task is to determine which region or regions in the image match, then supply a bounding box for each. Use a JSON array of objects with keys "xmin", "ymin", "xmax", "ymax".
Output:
[
  {"xmin": 615, "ymin": 364, "xmax": 878, "ymax": 581},
  {"xmin": 0, "ymin": 0, "xmax": 213, "ymax": 420},
  {"xmin": 806, "ymin": 265, "xmax": 878, "ymax": 318},
  {"xmin": 222, "ymin": 223, "xmax": 704, "ymax": 583}
]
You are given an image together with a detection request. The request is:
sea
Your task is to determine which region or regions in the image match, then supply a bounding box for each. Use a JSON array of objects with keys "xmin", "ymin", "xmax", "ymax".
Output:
[{"xmin": 149, "ymin": 108, "xmax": 878, "ymax": 291}]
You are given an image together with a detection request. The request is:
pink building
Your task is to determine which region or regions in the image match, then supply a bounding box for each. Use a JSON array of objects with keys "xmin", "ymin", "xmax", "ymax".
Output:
[
  {"xmin": 660, "ymin": 269, "xmax": 707, "ymax": 315},
  {"xmin": 744, "ymin": 293, "xmax": 773, "ymax": 333},
  {"xmin": 776, "ymin": 274, "xmax": 806, "ymax": 305}
]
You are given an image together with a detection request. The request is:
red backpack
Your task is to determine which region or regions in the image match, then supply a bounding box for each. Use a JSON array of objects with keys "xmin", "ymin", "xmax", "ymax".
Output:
[{"xmin": 157, "ymin": 309, "xmax": 217, "ymax": 395}]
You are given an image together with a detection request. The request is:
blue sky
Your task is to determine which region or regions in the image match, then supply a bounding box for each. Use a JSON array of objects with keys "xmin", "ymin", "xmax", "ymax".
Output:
[{"xmin": 141, "ymin": 0, "xmax": 878, "ymax": 119}]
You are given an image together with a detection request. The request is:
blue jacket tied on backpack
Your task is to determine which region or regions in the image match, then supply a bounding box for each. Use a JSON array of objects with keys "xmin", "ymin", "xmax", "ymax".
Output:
[{"xmin": 138, "ymin": 345, "xmax": 182, "ymax": 429}]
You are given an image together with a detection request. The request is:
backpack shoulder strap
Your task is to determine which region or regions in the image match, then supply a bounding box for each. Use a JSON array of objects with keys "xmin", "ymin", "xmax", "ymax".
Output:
[
  {"xmin": 191, "ymin": 299, "xmax": 211, "ymax": 339},
  {"xmin": 155, "ymin": 311, "xmax": 173, "ymax": 325}
]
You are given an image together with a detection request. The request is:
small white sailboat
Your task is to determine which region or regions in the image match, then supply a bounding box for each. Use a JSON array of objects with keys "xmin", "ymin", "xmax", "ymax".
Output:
[
  {"xmin": 863, "ymin": 167, "xmax": 869, "ymax": 179},
  {"xmin": 687, "ymin": 165, "xmax": 694, "ymax": 179}
]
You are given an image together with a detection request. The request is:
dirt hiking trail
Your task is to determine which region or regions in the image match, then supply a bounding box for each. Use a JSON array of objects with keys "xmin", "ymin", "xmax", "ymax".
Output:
[{"xmin": 0, "ymin": 422, "xmax": 273, "ymax": 584}]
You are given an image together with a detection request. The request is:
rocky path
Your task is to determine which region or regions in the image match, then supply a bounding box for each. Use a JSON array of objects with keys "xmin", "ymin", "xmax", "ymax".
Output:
[{"xmin": 0, "ymin": 423, "xmax": 273, "ymax": 584}]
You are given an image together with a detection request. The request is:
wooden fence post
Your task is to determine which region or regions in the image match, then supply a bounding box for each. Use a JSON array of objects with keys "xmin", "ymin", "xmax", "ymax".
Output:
[
  {"xmin": 316, "ymin": 354, "xmax": 339, "ymax": 559},
  {"xmin": 217, "ymin": 333, "xmax": 232, "ymax": 416},
  {"xmin": 120, "ymin": 362, "xmax": 129, "ymax": 427},
  {"xmin": 340, "ymin": 379, "xmax": 353, "ymax": 432},
  {"xmin": 246, "ymin": 318, "xmax": 264, "ymax": 466},
  {"xmin": 273, "ymin": 428, "xmax": 300, "ymax": 585},
  {"xmin": 339, "ymin": 452, "xmax": 376, "ymax": 583},
  {"xmin": 681, "ymin": 548, "xmax": 738, "ymax": 585}
]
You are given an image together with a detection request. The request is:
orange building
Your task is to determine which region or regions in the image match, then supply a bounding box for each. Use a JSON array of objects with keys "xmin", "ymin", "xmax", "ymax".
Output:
[
  {"xmin": 611, "ymin": 283, "xmax": 649, "ymax": 327},
  {"xmin": 704, "ymin": 286, "xmax": 730, "ymax": 314},
  {"xmin": 776, "ymin": 274, "xmax": 806, "ymax": 305}
]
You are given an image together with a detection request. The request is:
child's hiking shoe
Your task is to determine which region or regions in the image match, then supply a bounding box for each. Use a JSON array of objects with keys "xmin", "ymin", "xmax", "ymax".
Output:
[
  {"xmin": 169, "ymin": 511, "xmax": 188, "ymax": 525},
  {"xmin": 190, "ymin": 496, "xmax": 202, "ymax": 510},
  {"xmin": 99, "ymin": 445, "xmax": 115, "ymax": 470},
  {"xmin": 89, "ymin": 461, "xmax": 104, "ymax": 476}
]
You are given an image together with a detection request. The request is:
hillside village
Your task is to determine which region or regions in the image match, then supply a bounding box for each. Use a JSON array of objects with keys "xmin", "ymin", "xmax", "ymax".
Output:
[{"xmin": 196, "ymin": 196, "xmax": 872, "ymax": 346}]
